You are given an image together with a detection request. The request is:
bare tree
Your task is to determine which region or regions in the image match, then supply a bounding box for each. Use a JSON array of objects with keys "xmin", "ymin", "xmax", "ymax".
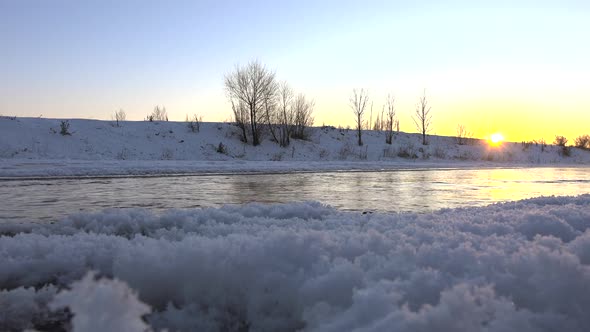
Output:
[
  {"xmin": 224, "ymin": 60, "xmax": 277, "ymax": 146},
  {"xmin": 456, "ymin": 124, "xmax": 473, "ymax": 145},
  {"xmin": 292, "ymin": 93, "xmax": 314, "ymax": 140},
  {"xmin": 350, "ymin": 89, "xmax": 369, "ymax": 146},
  {"xmin": 276, "ymin": 82, "xmax": 295, "ymax": 147},
  {"xmin": 384, "ymin": 95, "xmax": 396, "ymax": 144},
  {"xmin": 413, "ymin": 90, "xmax": 432, "ymax": 145},
  {"xmin": 112, "ymin": 109, "xmax": 126, "ymax": 127}
]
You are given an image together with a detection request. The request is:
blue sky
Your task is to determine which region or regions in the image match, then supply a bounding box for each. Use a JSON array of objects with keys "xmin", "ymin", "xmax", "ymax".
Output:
[{"xmin": 1, "ymin": 0, "xmax": 589, "ymax": 140}]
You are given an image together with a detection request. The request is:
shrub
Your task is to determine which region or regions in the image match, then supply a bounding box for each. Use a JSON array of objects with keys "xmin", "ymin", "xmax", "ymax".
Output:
[
  {"xmin": 216, "ymin": 142, "xmax": 227, "ymax": 154},
  {"xmin": 554, "ymin": 135, "xmax": 571, "ymax": 157},
  {"xmin": 457, "ymin": 151, "xmax": 474, "ymax": 161},
  {"xmin": 397, "ymin": 148, "xmax": 411, "ymax": 158},
  {"xmin": 419, "ymin": 147, "xmax": 430, "ymax": 159},
  {"xmin": 270, "ymin": 152, "xmax": 284, "ymax": 161},
  {"xmin": 186, "ymin": 114, "xmax": 202, "ymax": 133},
  {"xmin": 358, "ymin": 145, "xmax": 368, "ymax": 160},
  {"xmin": 456, "ymin": 124, "xmax": 473, "ymax": 145},
  {"xmin": 559, "ymin": 146, "xmax": 571, "ymax": 157},
  {"xmin": 397, "ymin": 144, "xmax": 418, "ymax": 159},
  {"xmin": 483, "ymin": 153, "xmax": 495, "ymax": 161},
  {"xmin": 148, "ymin": 106, "xmax": 168, "ymax": 122},
  {"xmin": 521, "ymin": 141, "xmax": 533, "ymax": 151},
  {"xmin": 116, "ymin": 148, "xmax": 130, "ymax": 160},
  {"xmin": 112, "ymin": 109, "xmax": 126, "ymax": 127},
  {"xmin": 160, "ymin": 148, "xmax": 174, "ymax": 160},
  {"xmin": 574, "ymin": 135, "xmax": 590, "ymax": 150},
  {"xmin": 538, "ymin": 138, "xmax": 547, "ymax": 152},
  {"xmin": 433, "ymin": 145, "xmax": 446, "ymax": 159},
  {"xmin": 554, "ymin": 135, "xmax": 568, "ymax": 147},
  {"xmin": 382, "ymin": 146, "xmax": 395, "ymax": 158},
  {"xmin": 338, "ymin": 142, "xmax": 354, "ymax": 160},
  {"xmin": 60, "ymin": 120, "xmax": 71, "ymax": 136}
]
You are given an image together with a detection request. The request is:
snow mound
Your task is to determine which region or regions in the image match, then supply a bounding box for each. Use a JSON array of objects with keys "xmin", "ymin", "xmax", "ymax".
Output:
[
  {"xmin": 50, "ymin": 272, "xmax": 151, "ymax": 332},
  {"xmin": 1, "ymin": 196, "xmax": 590, "ymax": 331}
]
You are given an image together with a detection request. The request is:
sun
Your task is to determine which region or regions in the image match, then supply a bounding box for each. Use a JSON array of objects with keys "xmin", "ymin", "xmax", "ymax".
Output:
[{"xmin": 489, "ymin": 133, "xmax": 504, "ymax": 146}]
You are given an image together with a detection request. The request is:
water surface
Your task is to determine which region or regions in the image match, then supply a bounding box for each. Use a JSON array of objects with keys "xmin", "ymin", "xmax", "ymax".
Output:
[{"xmin": 1, "ymin": 167, "xmax": 589, "ymax": 221}]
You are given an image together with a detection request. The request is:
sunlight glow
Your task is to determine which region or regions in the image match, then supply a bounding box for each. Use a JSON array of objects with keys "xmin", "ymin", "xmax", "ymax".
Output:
[{"xmin": 489, "ymin": 133, "xmax": 504, "ymax": 147}]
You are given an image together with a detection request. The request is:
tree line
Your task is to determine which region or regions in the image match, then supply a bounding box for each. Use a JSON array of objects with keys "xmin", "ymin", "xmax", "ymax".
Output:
[
  {"xmin": 223, "ymin": 60, "xmax": 426, "ymax": 149},
  {"xmin": 224, "ymin": 60, "xmax": 314, "ymax": 147},
  {"xmin": 349, "ymin": 88, "xmax": 431, "ymax": 146},
  {"xmin": 104, "ymin": 59, "xmax": 589, "ymax": 153}
]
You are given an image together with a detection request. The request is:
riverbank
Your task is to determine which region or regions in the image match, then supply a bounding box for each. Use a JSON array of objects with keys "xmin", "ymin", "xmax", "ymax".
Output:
[
  {"xmin": 5, "ymin": 158, "xmax": 588, "ymax": 179},
  {"xmin": 0, "ymin": 159, "xmax": 589, "ymax": 180},
  {"xmin": 1, "ymin": 117, "xmax": 589, "ymax": 173}
]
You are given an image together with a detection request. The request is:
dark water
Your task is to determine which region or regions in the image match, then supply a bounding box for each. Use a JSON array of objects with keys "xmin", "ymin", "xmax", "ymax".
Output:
[{"xmin": 1, "ymin": 167, "xmax": 589, "ymax": 221}]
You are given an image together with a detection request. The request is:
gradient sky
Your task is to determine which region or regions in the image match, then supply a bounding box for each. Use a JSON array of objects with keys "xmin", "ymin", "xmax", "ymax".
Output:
[{"xmin": 1, "ymin": 0, "xmax": 589, "ymax": 142}]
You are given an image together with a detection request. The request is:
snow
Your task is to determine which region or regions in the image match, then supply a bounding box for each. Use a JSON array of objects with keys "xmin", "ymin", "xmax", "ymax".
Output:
[
  {"xmin": 1, "ymin": 196, "xmax": 590, "ymax": 331},
  {"xmin": 2, "ymin": 117, "xmax": 589, "ymax": 330},
  {"xmin": 0, "ymin": 159, "xmax": 474, "ymax": 179},
  {"xmin": 50, "ymin": 272, "xmax": 151, "ymax": 332},
  {"xmin": 1, "ymin": 117, "xmax": 589, "ymax": 178}
]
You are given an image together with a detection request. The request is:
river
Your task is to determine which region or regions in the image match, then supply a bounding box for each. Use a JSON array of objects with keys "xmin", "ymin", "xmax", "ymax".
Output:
[{"xmin": 1, "ymin": 167, "xmax": 589, "ymax": 222}]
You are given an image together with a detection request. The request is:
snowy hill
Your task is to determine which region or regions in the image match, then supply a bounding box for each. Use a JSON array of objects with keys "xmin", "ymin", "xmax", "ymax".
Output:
[{"xmin": 1, "ymin": 117, "xmax": 589, "ymax": 177}]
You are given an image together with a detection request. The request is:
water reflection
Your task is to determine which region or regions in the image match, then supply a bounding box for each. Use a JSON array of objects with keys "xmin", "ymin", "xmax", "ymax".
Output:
[{"xmin": 1, "ymin": 167, "xmax": 589, "ymax": 222}]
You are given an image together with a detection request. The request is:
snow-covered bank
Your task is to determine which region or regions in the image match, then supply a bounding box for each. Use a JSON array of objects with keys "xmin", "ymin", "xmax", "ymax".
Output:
[
  {"xmin": 1, "ymin": 117, "xmax": 589, "ymax": 176},
  {"xmin": 0, "ymin": 159, "xmax": 518, "ymax": 179},
  {"xmin": 2, "ymin": 196, "xmax": 590, "ymax": 331}
]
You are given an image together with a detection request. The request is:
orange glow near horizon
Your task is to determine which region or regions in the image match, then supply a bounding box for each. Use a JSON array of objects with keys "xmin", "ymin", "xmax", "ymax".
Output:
[{"xmin": 488, "ymin": 133, "xmax": 505, "ymax": 147}]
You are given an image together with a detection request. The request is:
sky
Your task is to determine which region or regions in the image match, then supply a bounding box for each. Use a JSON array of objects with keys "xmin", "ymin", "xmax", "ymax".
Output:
[{"xmin": 1, "ymin": 0, "xmax": 589, "ymax": 142}]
